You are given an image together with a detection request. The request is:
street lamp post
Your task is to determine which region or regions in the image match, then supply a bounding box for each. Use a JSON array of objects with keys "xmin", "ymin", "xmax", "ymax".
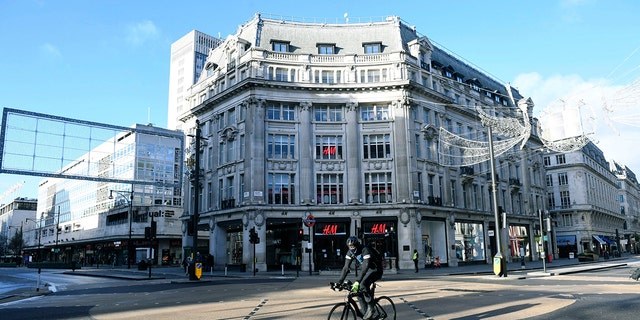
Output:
[
  {"xmin": 55, "ymin": 206, "xmax": 60, "ymax": 262},
  {"xmin": 25, "ymin": 217, "xmax": 42, "ymax": 291},
  {"xmin": 109, "ymin": 188, "xmax": 134, "ymax": 269},
  {"xmin": 187, "ymin": 120, "xmax": 202, "ymax": 281},
  {"xmin": 25, "ymin": 217, "xmax": 42, "ymax": 261},
  {"xmin": 8, "ymin": 222, "xmax": 23, "ymax": 260}
]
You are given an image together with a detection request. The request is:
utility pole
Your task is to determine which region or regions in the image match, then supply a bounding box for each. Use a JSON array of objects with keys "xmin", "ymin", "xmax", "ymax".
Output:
[
  {"xmin": 539, "ymin": 209, "xmax": 547, "ymax": 273},
  {"xmin": 188, "ymin": 120, "xmax": 202, "ymax": 281},
  {"xmin": 488, "ymin": 126, "xmax": 507, "ymax": 277}
]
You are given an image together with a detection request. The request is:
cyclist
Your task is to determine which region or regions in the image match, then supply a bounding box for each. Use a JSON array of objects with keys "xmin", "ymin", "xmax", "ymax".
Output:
[{"xmin": 335, "ymin": 236, "xmax": 384, "ymax": 319}]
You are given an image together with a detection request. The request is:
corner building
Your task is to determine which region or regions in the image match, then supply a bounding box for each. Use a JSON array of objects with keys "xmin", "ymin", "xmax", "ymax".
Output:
[{"xmin": 177, "ymin": 14, "xmax": 546, "ymax": 272}]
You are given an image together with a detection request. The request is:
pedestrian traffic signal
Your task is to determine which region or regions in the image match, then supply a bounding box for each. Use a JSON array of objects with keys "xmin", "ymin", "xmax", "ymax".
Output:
[
  {"xmin": 249, "ymin": 227, "xmax": 260, "ymax": 244},
  {"xmin": 298, "ymin": 228, "xmax": 303, "ymax": 241}
]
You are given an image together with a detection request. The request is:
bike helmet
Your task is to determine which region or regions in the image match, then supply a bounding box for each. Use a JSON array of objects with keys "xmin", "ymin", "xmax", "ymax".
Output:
[{"xmin": 346, "ymin": 236, "xmax": 360, "ymax": 247}]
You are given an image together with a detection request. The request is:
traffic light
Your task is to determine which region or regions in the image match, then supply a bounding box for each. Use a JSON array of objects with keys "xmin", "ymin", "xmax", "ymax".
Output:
[
  {"xmin": 150, "ymin": 220, "xmax": 157, "ymax": 239},
  {"xmin": 249, "ymin": 227, "xmax": 260, "ymax": 244},
  {"xmin": 497, "ymin": 206, "xmax": 507, "ymax": 229},
  {"xmin": 298, "ymin": 228, "xmax": 303, "ymax": 241},
  {"xmin": 545, "ymin": 217, "xmax": 551, "ymax": 232},
  {"xmin": 144, "ymin": 227, "xmax": 151, "ymax": 240}
]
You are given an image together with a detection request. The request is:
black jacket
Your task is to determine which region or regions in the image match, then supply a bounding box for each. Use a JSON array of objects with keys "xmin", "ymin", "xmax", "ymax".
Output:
[{"xmin": 338, "ymin": 246, "xmax": 382, "ymax": 283}]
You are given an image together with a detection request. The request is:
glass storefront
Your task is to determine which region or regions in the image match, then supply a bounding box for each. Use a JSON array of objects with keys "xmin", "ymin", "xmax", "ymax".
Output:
[
  {"xmin": 314, "ymin": 220, "xmax": 349, "ymax": 271},
  {"xmin": 556, "ymin": 235, "xmax": 577, "ymax": 258},
  {"xmin": 362, "ymin": 219, "xmax": 397, "ymax": 259},
  {"xmin": 265, "ymin": 222, "xmax": 300, "ymax": 269},
  {"xmin": 422, "ymin": 220, "xmax": 447, "ymax": 265},
  {"xmin": 454, "ymin": 221, "xmax": 485, "ymax": 263},
  {"xmin": 509, "ymin": 225, "xmax": 530, "ymax": 258},
  {"xmin": 226, "ymin": 229, "xmax": 243, "ymax": 265}
]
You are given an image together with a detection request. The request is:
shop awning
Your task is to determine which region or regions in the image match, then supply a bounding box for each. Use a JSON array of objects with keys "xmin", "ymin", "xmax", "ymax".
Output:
[
  {"xmin": 592, "ymin": 235, "xmax": 606, "ymax": 245},
  {"xmin": 602, "ymin": 236, "xmax": 616, "ymax": 245}
]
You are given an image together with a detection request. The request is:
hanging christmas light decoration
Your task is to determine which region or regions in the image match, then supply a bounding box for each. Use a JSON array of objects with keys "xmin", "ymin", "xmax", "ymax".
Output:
[
  {"xmin": 537, "ymin": 97, "xmax": 596, "ymax": 152},
  {"xmin": 602, "ymin": 77, "xmax": 640, "ymax": 130},
  {"xmin": 438, "ymin": 100, "xmax": 532, "ymax": 167}
]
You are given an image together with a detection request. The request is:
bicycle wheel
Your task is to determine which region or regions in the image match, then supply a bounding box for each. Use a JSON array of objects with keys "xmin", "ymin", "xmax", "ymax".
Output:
[
  {"xmin": 373, "ymin": 296, "xmax": 396, "ymax": 320},
  {"xmin": 328, "ymin": 302, "xmax": 357, "ymax": 320}
]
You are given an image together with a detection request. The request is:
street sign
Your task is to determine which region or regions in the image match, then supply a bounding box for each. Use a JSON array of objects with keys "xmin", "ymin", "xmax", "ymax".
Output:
[
  {"xmin": 304, "ymin": 214, "xmax": 315, "ymax": 228},
  {"xmin": 195, "ymin": 262, "xmax": 202, "ymax": 279}
]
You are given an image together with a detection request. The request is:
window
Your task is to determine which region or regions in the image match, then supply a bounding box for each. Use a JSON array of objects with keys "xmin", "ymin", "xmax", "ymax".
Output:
[
  {"xmin": 267, "ymin": 134, "xmax": 295, "ymax": 159},
  {"xmin": 547, "ymin": 192, "xmax": 555, "ymax": 209},
  {"xmin": 619, "ymin": 195, "xmax": 624, "ymax": 202},
  {"xmin": 556, "ymin": 154, "xmax": 566, "ymax": 164},
  {"xmin": 363, "ymin": 43, "xmax": 381, "ymax": 54},
  {"xmin": 314, "ymin": 105, "xmax": 342, "ymax": 122},
  {"xmin": 266, "ymin": 102, "xmax": 296, "ymax": 121},
  {"xmin": 272, "ymin": 41, "xmax": 289, "ymax": 52},
  {"xmin": 367, "ymin": 70, "xmax": 381, "ymax": 82},
  {"xmin": 224, "ymin": 176, "xmax": 234, "ymax": 200},
  {"xmin": 317, "ymin": 174, "xmax": 344, "ymax": 204},
  {"xmin": 450, "ymin": 180, "xmax": 457, "ymax": 207},
  {"xmin": 317, "ymin": 44, "xmax": 335, "ymax": 54},
  {"xmin": 562, "ymin": 213, "xmax": 573, "ymax": 227},
  {"xmin": 543, "ymin": 156, "xmax": 551, "ymax": 166},
  {"xmin": 425, "ymin": 139, "xmax": 433, "ymax": 160},
  {"xmin": 558, "ymin": 172, "xmax": 568, "ymax": 185},
  {"xmin": 321, "ymin": 71, "xmax": 335, "ymax": 84},
  {"xmin": 315, "ymin": 135, "xmax": 343, "ymax": 159},
  {"xmin": 363, "ymin": 134, "xmax": 390, "ymax": 159},
  {"xmin": 360, "ymin": 105, "xmax": 389, "ymax": 121},
  {"xmin": 560, "ymin": 190, "xmax": 571, "ymax": 208},
  {"xmin": 267, "ymin": 173, "xmax": 295, "ymax": 204},
  {"xmin": 225, "ymin": 139, "xmax": 235, "ymax": 162},
  {"xmin": 546, "ymin": 174, "xmax": 553, "ymax": 187},
  {"xmin": 365, "ymin": 172, "xmax": 392, "ymax": 203},
  {"xmin": 275, "ymin": 68, "xmax": 288, "ymax": 81}
]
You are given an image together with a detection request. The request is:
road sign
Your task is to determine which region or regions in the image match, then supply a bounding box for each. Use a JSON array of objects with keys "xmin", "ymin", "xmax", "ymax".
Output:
[
  {"xmin": 304, "ymin": 214, "xmax": 315, "ymax": 228},
  {"xmin": 195, "ymin": 262, "xmax": 202, "ymax": 279}
]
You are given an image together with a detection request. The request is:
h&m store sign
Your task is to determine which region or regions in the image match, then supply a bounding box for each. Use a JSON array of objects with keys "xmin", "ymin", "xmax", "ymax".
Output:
[{"xmin": 314, "ymin": 221, "xmax": 396, "ymax": 236}]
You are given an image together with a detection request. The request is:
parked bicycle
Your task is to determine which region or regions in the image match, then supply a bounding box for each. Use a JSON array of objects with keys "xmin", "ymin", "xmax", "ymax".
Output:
[{"xmin": 328, "ymin": 280, "xmax": 396, "ymax": 320}]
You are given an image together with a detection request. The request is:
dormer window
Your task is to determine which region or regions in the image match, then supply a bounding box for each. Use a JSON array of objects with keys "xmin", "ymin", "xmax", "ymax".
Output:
[
  {"xmin": 271, "ymin": 40, "xmax": 290, "ymax": 52},
  {"xmin": 363, "ymin": 42, "xmax": 382, "ymax": 54},
  {"xmin": 317, "ymin": 43, "xmax": 335, "ymax": 54},
  {"xmin": 465, "ymin": 78, "xmax": 481, "ymax": 91},
  {"xmin": 442, "ymin": 66, "xmax": 454, "ymax": 78}
]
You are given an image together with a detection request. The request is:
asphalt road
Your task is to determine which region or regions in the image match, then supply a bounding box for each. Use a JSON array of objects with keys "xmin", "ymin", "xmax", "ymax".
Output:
[{"xmin": 1, "ymin": 259, "xmax": 640, "ymax": 320}]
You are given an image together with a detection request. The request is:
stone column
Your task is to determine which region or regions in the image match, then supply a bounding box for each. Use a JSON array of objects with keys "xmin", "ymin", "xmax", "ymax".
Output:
[{"xmin": 345, "ymin": 101, "xmax": 361, "ymax": 204}]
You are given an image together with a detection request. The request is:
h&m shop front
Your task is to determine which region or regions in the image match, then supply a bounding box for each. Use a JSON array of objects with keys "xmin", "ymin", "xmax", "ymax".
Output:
[{"xmin": 312, "ymin": 217, "xmax": 398, "ymax": 271}]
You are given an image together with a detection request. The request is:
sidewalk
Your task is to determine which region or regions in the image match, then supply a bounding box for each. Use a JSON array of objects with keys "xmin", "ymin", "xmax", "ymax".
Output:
[{"xmin": 60, "ymin": 255, "xmax": 635, "ymax": 281}]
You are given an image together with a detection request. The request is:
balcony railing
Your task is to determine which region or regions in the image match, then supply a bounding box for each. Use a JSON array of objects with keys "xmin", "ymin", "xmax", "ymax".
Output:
[
  {"xmin": 220, "ymin": 199, "xmax": 236, "ymax": 210},
  {"xmin": 427, "ymin": 196, "xmax": 442, "ymax": 206}
]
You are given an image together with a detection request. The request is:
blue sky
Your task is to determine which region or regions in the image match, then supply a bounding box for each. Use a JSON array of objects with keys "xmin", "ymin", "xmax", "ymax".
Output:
[{"xmin": 2, "ymin": 0, "xmax": 640, "ymax": 198}]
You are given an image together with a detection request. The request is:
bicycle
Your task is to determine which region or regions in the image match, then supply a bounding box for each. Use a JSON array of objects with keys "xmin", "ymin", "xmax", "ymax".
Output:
[{"xmin": 328, "ymin": 280, "xmax": 396, "ymax": 320}]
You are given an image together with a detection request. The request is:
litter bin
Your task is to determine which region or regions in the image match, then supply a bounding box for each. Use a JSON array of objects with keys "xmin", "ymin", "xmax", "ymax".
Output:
[{"xmin": 569, "ymin": 252, "xmax": 575, "ymax": 259}]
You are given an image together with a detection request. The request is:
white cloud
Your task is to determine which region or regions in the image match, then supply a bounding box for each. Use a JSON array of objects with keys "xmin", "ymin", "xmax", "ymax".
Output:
[
  {"xmin": 514, "ymin": 72, "xmax": 640, "ymax": 172},
  {"xmin": 39, "ymin": 42, "xmax": 62, "ymax": 59},
  {"xmin": 124, "ymin": 20, "xmax": 159, "ymax": 45}
]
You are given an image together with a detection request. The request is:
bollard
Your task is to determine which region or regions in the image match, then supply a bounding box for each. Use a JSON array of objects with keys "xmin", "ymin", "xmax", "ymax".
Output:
[
  {"xmin": 281, "ymin": 264, "xmax": 284, "ymax": 276},
  {"xmin": 225, "ymin": 266, "xmax": 228, "ymax": 276}
]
